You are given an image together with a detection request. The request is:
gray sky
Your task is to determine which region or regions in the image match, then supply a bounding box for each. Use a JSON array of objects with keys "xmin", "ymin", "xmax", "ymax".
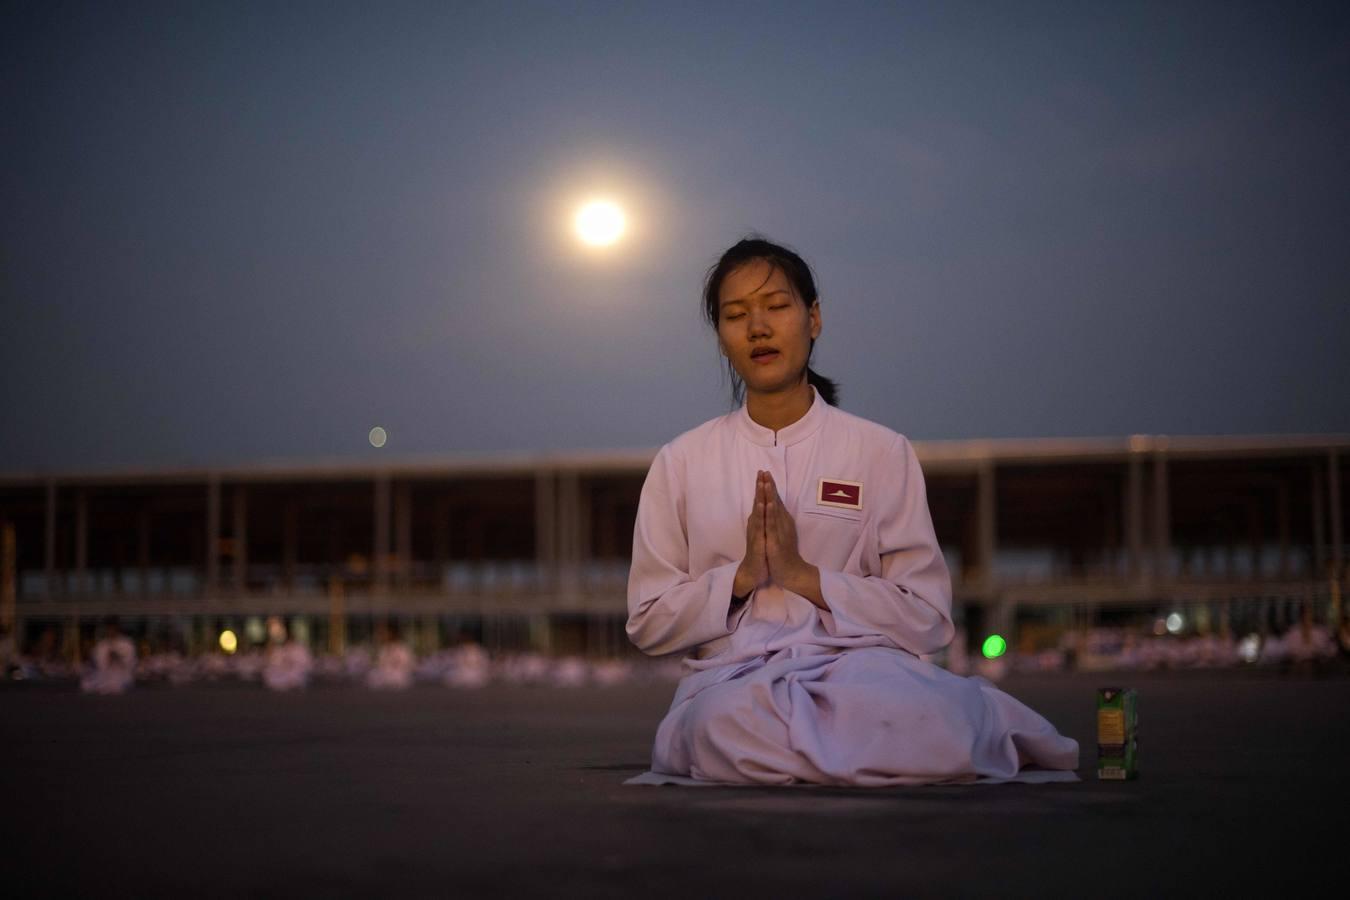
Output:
[{"xmin": 3, "ymin": 1, "xmax": 1348, "ymax": 471}]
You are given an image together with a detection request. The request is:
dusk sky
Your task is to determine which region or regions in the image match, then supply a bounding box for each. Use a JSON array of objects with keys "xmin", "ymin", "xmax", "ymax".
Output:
[{"xmin": 3, "ymin": 1, "xmax": 1348, "ymax": 472}]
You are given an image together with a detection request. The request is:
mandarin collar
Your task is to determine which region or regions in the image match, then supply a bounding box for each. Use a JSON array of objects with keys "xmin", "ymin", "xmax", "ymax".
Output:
[{"xmin": 735, "ymin": 387, "xmax": 828, "ymax": 448}]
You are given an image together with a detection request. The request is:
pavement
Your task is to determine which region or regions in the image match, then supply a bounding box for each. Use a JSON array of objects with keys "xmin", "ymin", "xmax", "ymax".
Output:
[{"xmin": 1, "ymin": 670, "xmax": 1345, "ymax": 898}]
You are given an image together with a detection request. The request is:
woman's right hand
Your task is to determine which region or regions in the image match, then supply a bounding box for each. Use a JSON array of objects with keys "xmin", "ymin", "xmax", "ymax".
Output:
[{"xmin": 732, "ymin": 471, "xmax": 771, "ymax": 598}]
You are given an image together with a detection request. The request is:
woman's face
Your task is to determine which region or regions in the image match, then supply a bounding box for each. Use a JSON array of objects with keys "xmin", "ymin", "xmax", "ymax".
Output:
[{"xmin": 717, "ymin": 259, "xmax": 821, "ymax": 398}]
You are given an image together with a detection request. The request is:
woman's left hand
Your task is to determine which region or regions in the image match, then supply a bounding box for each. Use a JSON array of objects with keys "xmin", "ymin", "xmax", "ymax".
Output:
[{"xmin": 761, "ymin": 473, "xmax": 825, "ymax": 608}]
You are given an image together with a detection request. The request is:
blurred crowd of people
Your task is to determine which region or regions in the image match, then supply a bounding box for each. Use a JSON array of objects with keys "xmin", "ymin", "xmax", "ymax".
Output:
[
  {"xmin": 0, "ymin": 618, "xmax": 685, "ymax": 695},
  {"xmin": 928, "ymin": 609, "xmax": 1350, "ymax": 679},
  {"xmin": 3, "ymin": 607, "xmax": 1346, "ymax": 696}
]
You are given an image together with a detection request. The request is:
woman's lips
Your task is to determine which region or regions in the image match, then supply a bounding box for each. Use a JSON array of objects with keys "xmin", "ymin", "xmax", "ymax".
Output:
[{"xmin": 751, "ymin": 350, "xmax": 780, "ymax": 365}]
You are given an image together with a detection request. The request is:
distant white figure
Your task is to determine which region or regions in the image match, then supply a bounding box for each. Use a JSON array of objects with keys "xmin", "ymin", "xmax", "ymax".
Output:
[
  {"xmin": 443, "ymin": 633, "xmax": 491, "ymax": 689},
  {"xmin": 974, "ymin": 654, "xmax": 1008, "ymax": 682},
  {"xmin": 235, "ymin": 649, "xmax": 266, "ymax": 682},
  {"xmin": 139, "ymin": 649, "xmax": 193, "ymax": 686},
  {"xmin": 367, "ymin": 623, "xmax": 415, "ymax": 690},
  {"xmin": 590, "ymin": 658, "xmax": 634, "ymax": 687},
  {"xmin": 263, "ymin": 628, "xmax": 313, "ymax": 691},
  {"xmin": 314, "ymin": 653, "xmax": 346, "ymax": 680},
  {"xmin": 343, "ymin": 644, "xmax": 374, "ymax": 682},
  {"xmin": 1258, "ymin": 632, "xmax": 1288, "ymax": 667},
  {"xmin": 414, "ymin": 649, "xmax": 451, "ymax": 683},
  {"xmin": 1285, "ymin": 608, "xmax": 1336, "ymax": 672},
  {"xmin": 551, "ymin": 655, "xmax": 589, "ymax": 688},
  {"xmin": 500, "ymin": 650, "xmax": 548, "ymax": 686},
  {"xmin": 81, "ymin": 619, "xmax": 136, "ymax": 695}
]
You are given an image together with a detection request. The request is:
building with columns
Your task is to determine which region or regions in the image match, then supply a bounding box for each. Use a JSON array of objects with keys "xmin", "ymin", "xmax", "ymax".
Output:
[{"xmin": 0, "ymin": 434, "xmax": 1345, "ymax": 660}]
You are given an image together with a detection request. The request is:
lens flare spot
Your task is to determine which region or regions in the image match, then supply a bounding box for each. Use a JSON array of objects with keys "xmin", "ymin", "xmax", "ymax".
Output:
[
  {"xmin": 219, "ymin": 629, "xmax": 238, "ymax": 654},
  {"xmin": 369, "ymin": 426, "xmax": 388, "ymax": 448},
  {"xmin": 981, "ymin": 634, "xmax": 1007, "ymax": 659}
]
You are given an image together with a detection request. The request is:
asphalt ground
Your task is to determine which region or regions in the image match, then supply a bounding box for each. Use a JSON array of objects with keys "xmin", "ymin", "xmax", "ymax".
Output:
[{"xmin": 1, "ymin": 670, "xmax": 1345, "ymax": 898}]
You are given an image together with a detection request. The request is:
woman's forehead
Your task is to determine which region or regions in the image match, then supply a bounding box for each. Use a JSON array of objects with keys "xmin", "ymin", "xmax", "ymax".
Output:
[{"xmin": 719, "ymin": 259, "xmax": 797, "ymax": 305}]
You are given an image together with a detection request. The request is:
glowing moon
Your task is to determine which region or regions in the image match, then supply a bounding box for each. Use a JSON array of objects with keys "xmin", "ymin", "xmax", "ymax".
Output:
[{"xmin": 574, "ymin": 200, "xmax": 626, "ymax": 246}]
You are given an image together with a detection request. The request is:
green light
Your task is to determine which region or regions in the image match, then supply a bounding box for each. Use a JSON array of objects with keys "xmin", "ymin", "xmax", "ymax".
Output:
[{"xmin": 981, "ymin": 634, "xmax": 1007, "ymax": 659}]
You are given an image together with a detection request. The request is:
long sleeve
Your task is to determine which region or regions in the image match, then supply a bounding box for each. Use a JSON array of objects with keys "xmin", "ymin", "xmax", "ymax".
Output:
[
  {"xmin": 626, "ymin": 446, "xmax": 744, "ymax": 656},
  {"xmin": 815, "ymin": 435, "xmax": 954, "ymax": 656}
]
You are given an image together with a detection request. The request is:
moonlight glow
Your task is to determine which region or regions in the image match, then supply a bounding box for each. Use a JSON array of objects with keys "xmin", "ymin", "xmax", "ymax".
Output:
[{"xmin": 574, "ymin": 200, "xmax": 626, "ymax": 246}]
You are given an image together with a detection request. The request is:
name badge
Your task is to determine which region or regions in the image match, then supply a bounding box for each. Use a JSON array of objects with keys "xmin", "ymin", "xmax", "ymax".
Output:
[{"xmin": 817, "ymin": 478, "xmax": 862, "ymax": 511}]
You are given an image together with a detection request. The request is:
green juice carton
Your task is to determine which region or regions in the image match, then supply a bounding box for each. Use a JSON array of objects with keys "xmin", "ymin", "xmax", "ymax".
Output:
[{"xmin": 1096, "ymin": 688, "xmax": 1138, "ymax": 780}]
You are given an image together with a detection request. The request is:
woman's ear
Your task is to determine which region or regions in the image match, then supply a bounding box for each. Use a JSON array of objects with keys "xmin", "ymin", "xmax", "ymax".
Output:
[{"xmin": 809, "ymin": 300, "xmax": 822, "ymax": 340}]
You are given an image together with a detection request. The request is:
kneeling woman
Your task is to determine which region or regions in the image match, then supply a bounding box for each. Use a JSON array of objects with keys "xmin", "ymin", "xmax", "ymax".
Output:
[{"xmin": 626, "ymin": 237, "xmax": 1079, "ymax": 785}]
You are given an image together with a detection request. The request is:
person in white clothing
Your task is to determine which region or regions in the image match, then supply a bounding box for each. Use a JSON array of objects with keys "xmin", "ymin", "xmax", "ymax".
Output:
[
  {"xmin": 81, "ymin": 618, "xmax": 136, "ymax": 695},
  {"xmin": 367, "ymin": 621, "xmax": 416, "ymax": 690},
  {"xmin": 626, "ymin": 237, "xmax": 1079, "ymax": 786},
  {"xmin": 262, "ymin": 625, "xmax": 313, "ymax": 692},
  {"xmin": 443, "ymin": 632, "xmax": 492, "ymax": 689}
]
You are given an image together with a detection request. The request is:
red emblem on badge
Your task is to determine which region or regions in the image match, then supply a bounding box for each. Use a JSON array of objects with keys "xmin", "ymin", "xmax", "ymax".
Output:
[{"xmin": 818, "ymin": 478, "xmax": 862, "ymax": 510}]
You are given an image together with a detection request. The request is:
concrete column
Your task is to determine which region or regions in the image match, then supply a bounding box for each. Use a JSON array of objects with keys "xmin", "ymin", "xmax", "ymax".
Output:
[
  {"xmin": 1311, "ymin": 465, "xmax": 1326, "ymax": 575},
  {"xmin": 576, "ymin": 476, "xmax": 592, "ymax": 581},
  {"xmin": 557, "ymin": 470, "xmax": 580, "ymax": 595},
  {"xmin": 1, "ymin": 521, "xmax": 15, "ymax": 633},
  {"xmin": 1330, "ymin": 450, "xmax": 1343, "ymax": 579},
  {"xmin": 975, "ymin": 463, "xmax": 996, "ymax": 591},
  {"xmin": 373, "ymin": 472, "xmax": 391, "ymax": 595},
  {"xmin": 395, "ymin": 481, "xmax": 412, "ymax": 591},
  {"xmin": 1331, "ymin": 450, "xmax": 1344, "ymax": 625},
  {"xmin": 1247, "ymin": 499, "xmax": 1262, "ymax": 581},
  {"xmin": 535, "ymin": 470, "xmax": 557, "ymax": 585},
  {"xmin": 596, "ymin": 490, "xmax": 617, "ymax": 559},
  {"xmin": 327, "ymin": 577, "xmax": 346, "ymax": 655},
  {"xmin": 283, "ymin": 498, "xmax": 298, "ymax": 593},
  {"xmin": 1277, "ymin": 481, "xmax": 1291, "ymax": 579},
  {"xmin": 137, "ymin": 507, "xmax": 150, "ymax": 598},
  {"xmin": 232, "ymin": 485, "xmax": 248, "ymax": 594},
  {"xmin": 75, "ymin": 490, "xmax": 88, "ymax": 594},
  {"xmin": 206, "ymin": 476, "xmax": 221, "ymax": 596},
  {"xmin": 44, "ymin": 480, "xmax": 56, "ymax": 596},
  {"xmin": 1152, "ymin": 452, "xmax": 1170, "ymax": 581},
  {"xmin": 1125, "ymin": 457, "xmax": 1144, "ymax": 584},
  {"xmin": 433, "ymin": 495, "xmax": 450, "ymax": 585}
]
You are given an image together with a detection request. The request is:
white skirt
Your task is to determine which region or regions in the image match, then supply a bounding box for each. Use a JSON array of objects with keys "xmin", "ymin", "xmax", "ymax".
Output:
[{"xmin": 647, "ymin": 645, "xmax": 1079, "ymax": 786}]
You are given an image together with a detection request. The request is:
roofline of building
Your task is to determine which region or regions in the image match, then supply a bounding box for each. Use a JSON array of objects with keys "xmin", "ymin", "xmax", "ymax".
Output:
[{"xmin": 1, "ymin": 433, "xmax": 1346, "ymax": 486}]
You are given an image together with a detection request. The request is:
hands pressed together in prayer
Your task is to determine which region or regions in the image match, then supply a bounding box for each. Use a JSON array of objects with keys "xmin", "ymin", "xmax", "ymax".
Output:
[{"xmin": 732, "ymin": 471, "xmax": 826, "ymax": 609}]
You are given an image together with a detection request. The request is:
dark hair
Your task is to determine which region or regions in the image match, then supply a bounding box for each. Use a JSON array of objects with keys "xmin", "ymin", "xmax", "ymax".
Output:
[{"xmin": 702, "ymin": 236, "xmax": 839, "ymax": 407}]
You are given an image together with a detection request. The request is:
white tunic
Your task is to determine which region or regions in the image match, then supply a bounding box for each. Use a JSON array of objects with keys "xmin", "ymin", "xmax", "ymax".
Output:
[{"xmin": 626, "ymin": 390, "xmax": 1079, "ymax": 785}]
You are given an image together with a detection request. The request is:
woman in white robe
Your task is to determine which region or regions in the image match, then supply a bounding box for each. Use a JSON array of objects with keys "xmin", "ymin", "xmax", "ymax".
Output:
[{"xmin": 626, "ymin": 237, "xmax": 1079, "ymax": 786}]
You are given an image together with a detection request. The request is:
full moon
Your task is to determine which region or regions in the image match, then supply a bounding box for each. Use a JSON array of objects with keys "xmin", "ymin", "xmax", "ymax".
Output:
[{"xmin": 574, "ymin": 200, "xmax": 626, "ymax": 246}]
